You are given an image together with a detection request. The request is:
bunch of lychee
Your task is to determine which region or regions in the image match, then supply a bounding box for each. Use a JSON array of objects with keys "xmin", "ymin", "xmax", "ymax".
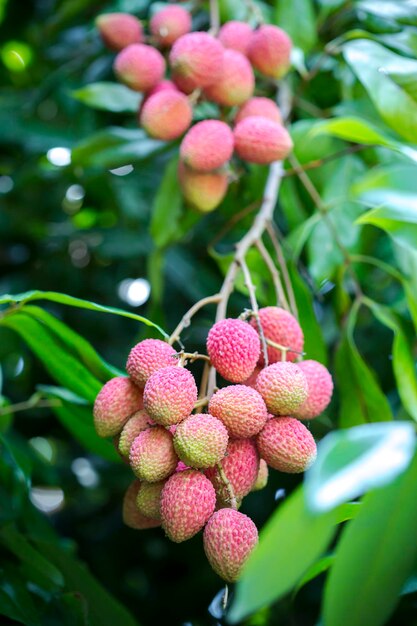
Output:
[
  {"xmin": 93, "ymin": 306, "xmax": 333, "ymax": 583},
  {"xmin": 96, "ymin": 9, "xmax": 294, "ymax": 213}
]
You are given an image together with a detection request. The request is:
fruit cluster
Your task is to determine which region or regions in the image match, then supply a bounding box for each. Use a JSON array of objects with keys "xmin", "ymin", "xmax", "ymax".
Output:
[
  {"xmin": 96, "ymin": 10, "xmax": 293, "ymax": 212},
  {"xmin": 93, "ymin": 306, "xmax": 333, "ymax": 582}
]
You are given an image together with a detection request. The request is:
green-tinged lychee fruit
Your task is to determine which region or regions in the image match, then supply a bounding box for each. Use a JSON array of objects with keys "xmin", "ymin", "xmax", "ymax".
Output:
[
  {"xmin": 255, "ymin": 362, "xmax": 308, "ymax": 415},
  {"xmin": 205, "ymin": 438, "xmax": 259, "ymax": 502},
  {"xmin": 250, "ymin": 306, "xmax": 304, "ymax": 363},
  {"xmin": 129, "ymin": 426, "xmax": 178, "ymax": 482},
  {"xmin": 140, "ymin": 90, "xmax": 193, "ymax": 140},
  {"xmin": 180, "ymin": 120, "xmax": 234, "ymax": 172},
  {"xmin": 169, "ymin": 32, "xmax": 224, "ymax": 90},
  {"xmin": 209, "ymin": 384, "xmax": 268, "ymax": 438},
  {"xmin": 114, "ymin": 43, "xmax": 165, "ymax": 92},
  {"xmin": 178, "ymin": 162, "xmax": 229, "ymax": 212},
  {"xmin": 136, "ymin": 480, "xmax": 165, "ymax": 520},
  {"xmin": 143, "ymin": 365, "xmax": 198, "ymax": 426},
  {"xmin": 234, "ymin": 116, "xmax": 293, "ymax": 165},
  {"xmin": 294, "ymin": 360, "xmax": 334, "ymax": 420},
  {"xmin": 96, "ymin": 13, "xmax": 143, "ymax": 51},
  {"xmin": 150, "ymin": 5, "xmax": 192, "ymax": 47},
  {"xmin": 257, "ymin": 417, "xmax": 317, "ymax": 473},
  {"xmin": 204, "ymin": 49, "xmax": 254, "ymax": 107},
  {"xmin": 93, "ymin": 376, "xmax": 143, "ymax": 438},
  {"xmin": 248, "ymin": 25, "xmax": 292, "ymax": 79},
  {"xmin": 251, "ymin": 459, "xmax": 269, "ymax": 491},
  {"xmin": 126, "ymin": 339, "xmax": 177, "ymax": 388},
  {"xmin": 118, "ymin": 410, "xmax": 152, "ymax": 458},
  {"xmin": 207, "ymin": 318, "xmax": 261, "ymax": 383},
  {"xmin": 173, "ymin": 413, "xmax": 229, "ymax": 469},
  {"xmin": 235, "ymin": 97, "xmax": 282, "ymax": 125},
  {"xmin": 122, "ymin": 480, "xmax": 160, "ymax": 530}
]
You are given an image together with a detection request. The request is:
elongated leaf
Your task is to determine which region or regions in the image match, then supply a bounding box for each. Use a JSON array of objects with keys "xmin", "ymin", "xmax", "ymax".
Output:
[
  {"xmin": 357, "ymin": 204, "xmax": 417, "ymax": 250},
  {"xmin": 275, "ymin": 0, "xmax": 317, "ymax": 52},
  {"xmin": 150, "ymin": 157, "xmax": 184, "ymax": 248},
  {"xmin": 72, "ymin": 82, "xmax": 142, "ymax": 113},
  {"xmin": 0, "ymin": 566, "xmax": 42, "ymax": 626}
]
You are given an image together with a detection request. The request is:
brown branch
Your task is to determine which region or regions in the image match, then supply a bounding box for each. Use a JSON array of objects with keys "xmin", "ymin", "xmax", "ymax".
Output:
[
  {"xmin": 169, "ymin": 294, "xmax": 222, "ymax": 346},
  {"xmin": 216, "ymin": 462, "xmax": 238, "ymax": 510},
  {"xmin": 239, "ymin": 257, "xmax": 269, "ymax": 366},
  {"xmin": 283, "ymin": 144, "xmax": 369, "ymax": 178},
  {"xmin": 0, "ymin": 397, "xmax": 62, "ymax": 416},
  {"xmin": 266, "ymin": 223, "xmax": 299, "ymax": 319},
  {"xmin": 255, "ymin": 239, "xmax": 291, "ymax": 311},
  {"xmin": 209, "ymin": 0, "xmax": 220, "ymax": 34}
]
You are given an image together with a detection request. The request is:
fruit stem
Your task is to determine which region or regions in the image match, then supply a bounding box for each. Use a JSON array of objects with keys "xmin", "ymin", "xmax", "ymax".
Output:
[
  {"xmin": 216, "ymin": 462, "xmax": 238, "ymax": 510},
  {"xmin": 255, "ymin": 238, "xmax": 291, "ymax": 311},
  {"xmin": 265, "ymin": 222, "xmax": 299, "ymax": 320},
  {"xmin": 238, "ymin": 257, "xmax": 269, "ymax": 367},
  {"xmin": 265, "ymin": 338, "xmax": 305, "ymax": 357},
  {"xmin": 209, "ymin": 0, "xmax": 220, "ymax": 34},
  {"xmin": 168, "ymin": 294, "xmax": 222, "ymax": 346}
]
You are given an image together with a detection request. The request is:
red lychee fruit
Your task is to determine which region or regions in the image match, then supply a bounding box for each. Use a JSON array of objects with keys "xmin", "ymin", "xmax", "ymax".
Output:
[
  {"xmin": 235, "ymin": 96, "xmax": 282, "ymax": 125},
  {"xmin": 93, "ymin": 376, "xmax": 143, "ymax": 438},
  {"xmin": 160, "ymin": 469, "xmax": 216, "ymax": 542},
  {"xmin": 129, "ymin": 426, "xmax": 178, "ymax": 482},
  {"xmin": 114, "ymin": 43, "xmax": 165, "ymax": 92},
  {"xmin": 209, "ymin": 385, "xmax": 268, "ymax": 438},
  {"xmin": 207, "ymin": 318, "xmax": 261, "ymax": 383},
  {"xmin": 171, "ymin": 72, "xmax": 196, "ymax": 94},
  {"xmin": 143, "ymin": 365, "xmax": 198, "ymax": 426},
  {"xmin": 242, "ymin": 365, "xmax": 262, "ymax": 389},
  {"xmin": 178, "ymin": 161, "xmax": 229, "ymax": 212},
  {"xmin": 234, "ymin": 116, "xmax": 293, "ymax": 164},
  {"xmin": 250, "ymin": 306, "xmax": 304, "ymax": 363},
  {"xmin": 255, "ymin": 361, "xmax": 308, "ymax": 415},
  {"xmin": 145, "ymin": 79, "xmax": 179, "ymax": 99},
  {"xmin": 96, "ymin": 13, "xmax": 143, "ymax": 51},
  {"xmin": 206, "ymin": 438, "xmax": 259, "ymax": 502},
  {"xmin": 122, "ymin": 480, "xmax": 160, "ymax": 529},
  {"xmin": 257, "ymin": 417, "xmax": 317, "ymax": 472},
  {"xmin": 118, "ymin": 409, "xmax": 152, "ymax": 457},
  {"xmin": 169, "ymin": 32, "xmax": 224, "ymax": 90},
  {"xmin": 204, "ymin": 50, "xmax": 254, "ymax": 107},
  {"xmin": 126, "ymin": 338, "xmax": 177, "ymax": 388},
  {"xmin": 248, "ymin": 25, "xmax": 292, "ymax": 79},
  {"xmin": 140, "ymin": 90, "xmax": 193, "ymax": 140},
  {"xmin": 204, "ymin": 509, "xmax": 258, "ymax": 582},
  {"xmin": 251, "ymin": 458, "xmax": 269, "ymax": 491},
  {"xmin": 295, "ymin": 360, "xmax": 334, "ymax": 420},
  {"xmin": 218, "ymin": 21, "xmax": 253, "ymax": 56},
  {"xmin": 180, "ymin": 120, "xmax": 234, "ymax": 172},
  {"xmin": 150, "ymin": 5, "xmax": 192, "ymax": 47},
  {"xmin": 173, "ymin": 413, "xmax": 229, "ymax": 469},
  {"xmin": 136, "ymin": 480, "xmax": 165, "ymax": 520}
]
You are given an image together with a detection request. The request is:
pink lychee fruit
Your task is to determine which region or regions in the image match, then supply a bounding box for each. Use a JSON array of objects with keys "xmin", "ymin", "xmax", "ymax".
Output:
[
  {"xmin": 129, "ymin": 426, "xmax": 178, "ymax": 482},
  {"xmin": 118, "ymin": 409, "xmax": 153, "ymax": 458},
  {"xmin": 207, "ymin": 318, "xmax": 261, "ymax": 383},
  {"xmin": 251, "ymin": 459, "xmax": 269, "ymax": 491},
  {"xmin": 209, "ymin": 385, "xmax": 268, "ymax": 438},
  {"xmin": 176, "ymin": 460, "xmax": 190, "ymax": 472},
  {"xmin": 173, "ymin": 413, "xmax": 229, "ymax": 469},
  {"xmin": 114, "ymin": 43, "xmax": 166, "ymax": 92},
  {"xmin": 178, "ymin": 161, "xmax": 229, "ymax": 212},
  {"xmin": 203, "ymin": 509, "xmax": 258, "ymax": 582},
  {"xmin": 180, "ymin": 120, "xmax": 234, "ymax": 172},
  {"xmin": 126, "ymin": 338, "xmax": 177, "ymax": 388},
  {"xmin": 248, "ymin": 25, "xmax": 292, "ymax": 79},
  {"xmin": 257, "ymin": 417, "xmax": 317, "ymax": 472},
  {"xmin": 205, "ymin": 438, "xmax": 259, "ymax": 502},
  {"xmin": 218, "ymin": 21, "xmax": 253, "ymax": 56},
  {"xmin": 234, "ymin": 116, "xmax": 293, "ymax": 164},
  {"xmin": 136, "ymin": 480, "xmax": 165, "ymax": 520},
  {"xmin": 150, "ymin": 5, "xmax": 192, "ymax": 47},
  {"xmin": 145, "ymin": 79, "xmax": 179, "ymax": 99},
  {"xmin": 96, "ymin": 13, "xmax": 143, "ymax": 51},
  {"xmin": 255, "ymin": 361, "xmax": 308, "ymax": 415},
  {"xmin": 169, "ymin": 32, "xmax": 224, "ymax": 90},
  {"xmin": 93, "ymin": 376, "xmax": 143, "ymax": 438},
  {"xmin": 235, "ymin": 96, "xmax": 282, "ymax": 125},
  {"xmin": 250, "ymin": 306, "xmax": 304, "ymax": 364},
  {"xmin": 171, "ymin": 72, "xmax": 196, "ymax": 95},
  {"xmin": 160, "ymin": 469, "xmax": 216, "ymax": 542},
  {"xmin": 143, "ymin": 365, "xmax": 198, "ymax": 426},
  {"xmin": 140, "ymin": 90, "xmax": 193, "ymax": 140},
  {"xmin": 204, "ymin": 50, "xmax": 254, "ymax": 107},
  {"xmin": 294, "ymin": 360, "xmax": 334, "ymax": 420},
  {"xmin": 122, "ymin": 480, "xmax": 160, "ymax": 529}
]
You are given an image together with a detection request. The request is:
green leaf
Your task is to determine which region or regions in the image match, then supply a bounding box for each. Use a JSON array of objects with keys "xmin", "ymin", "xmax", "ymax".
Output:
[
  {"xmin": 0, "ymin": 566, "xmax": 42, "ymax": 626},
  {"xmin": 305, "ymin": 422, "xmax": 415, "ymax": 513},
  {"xmin": 150, "ymin": 157, "xmax": 184, "ymax": 248},
  {"xmin": 294, "ymin": 554, "xmax": 334, "ymax": 596},
  {"xmin": 71, "ymin": 82, "xmax": 142, "ymax": 113},
  {"xmin": 356, "ymin": 1, "xmax": 417, "ymax": 26},
  {"xmin": 275, "ymin": 0, "xmax": 317, "ymax": 52},
  {"xmin": 357, "ymin": 203, "xmax": 417, "ymax": 250},
  {"xmin": 323, "ymin": 452, "xmax": 417, "ymax": 626}
]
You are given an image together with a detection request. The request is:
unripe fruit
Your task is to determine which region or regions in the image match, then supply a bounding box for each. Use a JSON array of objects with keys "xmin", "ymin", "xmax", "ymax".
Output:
[
  {"xmin": 129, "ymin": 426, "xmax": 178, "ymax": 482},
  {"xmin": 206, "ymin": 439, "xmax": 259, "ymax": 501},
  {"xmin": 173, "ymin": 413, "xmax": 229, "ymax": 469},
  {"xmin": 122, "ymin": 481, "xmax": 160, "ymax": 529},
  {"xmin": 150, "ymin": 6, "xmax": 192, "ymax": 47},
  {"xmin": 93, "ymin": 377, "xmax": 143, "ymax": 438},
  {"xmin": 251, "ymin": 458, "xmax": 269, "ymax": 491},
  {"xmin": 118, "ymin": 410, "xmax": 152, "ymax": 457},
  {"xmin": 179, "ymin": 162, "xmax": 228, "ymax": 212},
  {"xmin": 234, "ymin": 116, "xmax": 293, "ymax": 164},
  {"xmin": 209, "ymin": 385, "xmax": 268, "ymax": 438},
  {"xmin": 204, "ymin": 509, "xmax": 258, "ymax": 582},
  {"xmin": 218, "ymin": 21, "xmax": 253, "ymax": 56},
  {"xmin": 180, "ymin": 121, "xmax": 234, "ymax": 172},
  {"xmin": 114, "ymin": 44, "xmax": 165, "ymax": 92},
  {"xmin": 255, "ymin": 362, "xmax": 308, "ymax": 415},
  {"xmin": 127, "ymin": 339, "xmax": 177, "ymax": 388},
  {"xmin": 160, "ymin": 469, "xmax": 216, "ymax": 542},
  {"xmin": 295, "ymin": 360, "xmax": 334, "ymax": 420},
  {"xmin": 250, "ymin": 306, "xmax": 304, "ymax": 363},
  {"xmin": 169, "ymin": 32, "xmax": 224, "ymax": 89},
  {"xmin": 96, "ymin": 13, "xmax": 143, "ymax": 51},
  {"xmin": 136, "ymin": 480, "xmax": 165, "ymax": 520},
  {"xmin": 248, "ymin": 25, "xmax": 292, "ymax": 79},
  {"xmin": 235, "ymin": 97, "xmax": 282, "ymax": 125},
  {"xmin": 144, "ymin": 365, "xmax": 198, "ymax": 426},
  {"xmin": 207, "ymin": 318, "xmax": 260, "ymax": 383},
  {"xmin": 257, "ymin": 417, "xmax": 317, "ymax": 472},
  {"xmin": 140, "ymin": 90, "xmax": 193, "ymax": 140},
  {"xmin": 204, "ymin": 50, "xmax": 254, "ymax": 107}
]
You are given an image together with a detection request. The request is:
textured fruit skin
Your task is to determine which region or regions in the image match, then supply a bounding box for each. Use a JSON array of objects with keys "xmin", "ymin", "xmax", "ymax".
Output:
[
  {"xmin": 114, "ymin": 44, "xmax": 165, "ymax": 92},
  {"xmin": 234, "ymin": 116, "xmax": 293, "ymax": 164},
  {"xmin": 150, "ymin": 6, "xmax": 192, "ymax": 47},
  {"xmin": 207, "ymin": 318, "xmax": 261, "ymax": 383},
  {"xmin": 118, "ymin": 410, "xmax": 152, "ymax": 457},
  {"xmin": 204, "ymin": 509, "xmax": 258, "ymax": 582},
  {"xmin": 256, "ymin": 362, "xmax": 308, "ymax": 415},
  {"xmin": 144, "ymin": 365, "xmax": 198, "ymax": 426},
  {"xmin": 242, "ymin": 365, "xmax": 262, "ymax": 389},
  {"xmin": 122, "ymin": 481, "xmax": 160, "ymax": 529},
  {"xmin": 248, "ymin": 25, "xmax": 292, "ymax": 79},
  {"xmin": 209, "ymin": 385, "xmax": 268, "ymax": 438},
  {"xmin": 218, "ymin": 21, "xmax": 253, "ymax": 56},
  {"xmin": 129, "ymin": 426, "xmax": 178, "ymax": 482},
  {"xmin": 173, "ymin": 413, "xmax": 229, "ymax": 469},
  {"xmin": 180, "ymin": 121, "xmax": 234, "ymax": 172},
  {"xmin": 96, "ymin": 13, "xmax": 143, "ymax": 51},
  {"xmin": 251, "ymin": 306, "xmax": 304, "ymax": 363},
  {"xmin": 160, "ymin": 469, "xmax": 216, "ymax": 542},
  {"xmin": 206, "ymin": 438, "xmax": 259, "ymax": 501},
  {"xmin": 93, "ymin": 377, "xmax": 143, "ymax": 438},
  {"xmin": 257, "ymin": 417, "xmax": 317, "ymax": 472},
  {"xmin": 251, "ymin": 458, "xmax": 269, "ymax": 491},
  {"xmin": 204, "ymin": 50, "xmax": 254, "ymax": 107},
  {"xmin": 235, "ymin": 97, "xmax": 282, "ymax": 125},
  {"xmin": 136, "ymin": 480, "xmax": 165, "ymax": 520},
  {"xmin": 140, "ymin": 90, "xmax": 193, "ymax": 140},
  {"xmin": 145, "ymin": 79, "xmax": 179, "ymax": 99},
  {"xmin": 126, "ymin": 339, "xmax": 177, "ymax": 388},
  {"xmin": 169, "ymin": 32, "xmax": 224, "ymax": 90},
  {"xmin": 179, "ymin": 162, "xmax": 228, "ymax": 212},
  {"xmin": 295, "ymin": 360, "xmax": 334, "ymax": 420}
]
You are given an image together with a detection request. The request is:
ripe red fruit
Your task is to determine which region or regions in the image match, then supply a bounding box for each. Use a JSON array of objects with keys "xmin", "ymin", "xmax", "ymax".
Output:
[
  {"xmin": 145, "ymin": 79, "xmax": 179, "ymax": 99},
  {"xmin": 218, "ymin": 21, "xmax": 253, "ymax": 56},
  {"xmin": 234, "ymin": 116, "xmax": 293, "ymax": 164},
  {"xmin": 143, "ymin": 365, "xmax": 198, "ymax": 426},
  {"xmin": 140, "ymin": 90, "xmax": 193, "ymax": 140},
  {"xmin": 118, "ymin": 410, "xmax": 152, "ymax": 457},
  {"xmin": 235, "ymin": 97, "xmax": 282, "ymax": 125},
  {"xmin": 178, "ymin": 162, "xmax": 228, "ymax": 212},
  {"xmin": 204, "ymin": 50, "xmax": 254, "ymax": 107},
  {"xmin": 180, "ymin": 120, "xmax": 234, "ymax": 172},
  {"xmin": 248, "ymin": 25, "xmax": 292, "ymax": 79},
  {"xmin": 257, "ymin": 417, "xmax": 317, "ymax": 472},
  {"xmin": 129, "ymin": 425, "xmax": 178, "ymax": 482},
  {"xmin": 169, "ymin": 32, "xmax": 224, "ymax": 90},
  {"xmin": 150, "ymin": 6, "xmax": 192, "ymax": 47},
  {"xmin": 206, "ymin": 438, "xmax": 259, "ymax": 502},
  {"xmin": 96, "ymin": 13, "xmax": 143, "ymax": 51},
  {"xmin": 209, "ymin": 385, "xmax": 268, "ymax": 438},
  {"xmin": 250, "ymin": 306, "xmax": 304, "ymax": 363},
  {"xmin": 207, "ymin": 318, "xmax": 261, "ymax": 383},
  {"xmin": 126, "ymin": 338, "xmax": 177, "ymax": 388},
  {"xmin": 295, "ymin": 360, "xmax": 334, "ymax": 419},
  {"xmin": 93, "ymin": 376, "xmax": 143, "ymax": 437},
  {"xmin": 256, "ymin": 361, "xmax": 308, "ymax": 415},
  {"xmin": 114, "ymin": 43, "xmax": 165, "ymax": 92}
]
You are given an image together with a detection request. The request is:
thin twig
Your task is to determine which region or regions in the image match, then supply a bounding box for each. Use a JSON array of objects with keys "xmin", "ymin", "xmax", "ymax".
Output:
[
  {"xmin": 209, "ymin": 0, "xmax": 220, "ymax": 33},
  {"xmin": 0, "ymin": 398, "xmax": 62, "ymax": 416},
  {"xmin": 239, "ymin": 258, "xmax": 269, "ymax": 366},
  {"xmin": 198, "ymin": 361, "xmax": 210, "ymax": 401},
  {"xmin": 173, "ymin": 352, "xmax": 211, "ymax": 363},
  {"xmin": 216, "ymin": 462, "xmax": 238, "ymax": 510},
  {"xmin": 266, "ymin": 338, "xmax": 305, "ymax": 357},
  {"xmin": 169, "ymin": 294, "xmax": 222, "ymax": 346},
  {"xmin": 255, "ymin": 239, "xmax": 290, "ymax": 311},
  {"xmin": 266, "ymin": 223, "xmax": 299, "ymax": 319},
  {"xmin": 283, "ymin": 144, "xmax": 368, "ymax": 177}
]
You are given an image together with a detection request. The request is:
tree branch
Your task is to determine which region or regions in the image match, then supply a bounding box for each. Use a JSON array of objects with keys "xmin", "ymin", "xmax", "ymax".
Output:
[
  {"xmin": 169, "ymin": 294, "xmax": 222, "ymax": 346},
  {"xmin": 255, "ymin": 238, "xmax": 291, "ymax": 311}
]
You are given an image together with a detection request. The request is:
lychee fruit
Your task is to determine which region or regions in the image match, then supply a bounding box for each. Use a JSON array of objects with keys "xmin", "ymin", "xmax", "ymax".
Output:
[
  {"xmin": 150, "ymin": 6, "xmax": 192, "ymax": 47},
  {"xmin": 169, "ymin": 32, "xmax": 224, "ymax": 90},
  {"xmin": 206, "ymin": 438, "xmax": 259, "ymax": 502},
  {"xmin": 242, "ymin": 365, "xmax": 262, "ymax": 389},
  {"xmin": 126, "ymin": 338, "xmax": 177, "ymax": 388},
  {"xmin": 93, "ymin": 376, "xmax": 143, "ymax": 438},
  {"xmin": 234, "ymin": 116, "xmax": 293, "ymax": 164},
  {"xmin": 250, "ymin": 306, "xmax": 304, "ymax": 363},
  {"xmin": 204, "ymin": 50, "xmax": 254, "ymax": 107},
  {"xmin": 295, "ymin": 360, "xmax": 334, "ymax": 420},
  {"xmin": 180, "ymin": 120, "xmax": 234, "ymax": 172},
  {"xmin": 143, "ymin": 365, "xmax": 197, "ymax": 426},
  {"xmin": 145, "ymin": 79, "xmax": 179, "ymax": 99},
  {"xmin": 129, "ymin": 426, "xmax": 178, "ymax": 482},
  {"xmin": 203, "ymin": 509, "xmax": 258, "ymax": 582},
  {"xmin": 118, "ymin": 410, "xmax": 152, "ymax": 458},
  {"xmin": 173, "ymin": 413, "xmax": 229, "ymax": 469},
  {"xmin": 122, "ymin": 481, "xmax": 160, "ymax": 529},
  {"xmin": 257, "ymin": 417, "xmax": 317, "ymax": 472},
  {"xmin": 136, "ymin": 480, "xmax": 165, "ymax": 520},
  {"xmin": 160, "ymin": 469, "xmax": 216, "ymax": 542},
  {"xmin": 235, "ymin": 97, "xmax": 282, "ymax": 125},
  {"xmin": 218, "ymin": 21, "xmax": 253, "ymax": 56},
  {"xmin": 248, "ymin": 25, "xmax": 292, "ymax": 79},
  {"xmin": 114, "ymin": 43, "xmax": 165, "ymax": 92},
  {"xmin": 171, "ymin": 72, "xmax": 196, "ymax": 95},
  {"xmin": 207, "ymin": 318, "xmax": 261, "ymax": 383},
  {"xmin": 255, "ymin": 362, "xmax": 308, "ymax": 415},
  {"xmin": 96, "ymin": 13, "xmax": 143, "ymax": 51},
  {"xmin": 251, "ymin": 458, "xmax": 269, "ymax": 491},
  {"xmin": 140, "ymin": 90, "xmax": 193, "ymax": 140},
  {"xmin": 179, "ymin": 162, "xmax": 228, "ymax": 212},
  {"xmin": 208, "ymin": 385, "xmax": 268, "ymax": 438}
]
